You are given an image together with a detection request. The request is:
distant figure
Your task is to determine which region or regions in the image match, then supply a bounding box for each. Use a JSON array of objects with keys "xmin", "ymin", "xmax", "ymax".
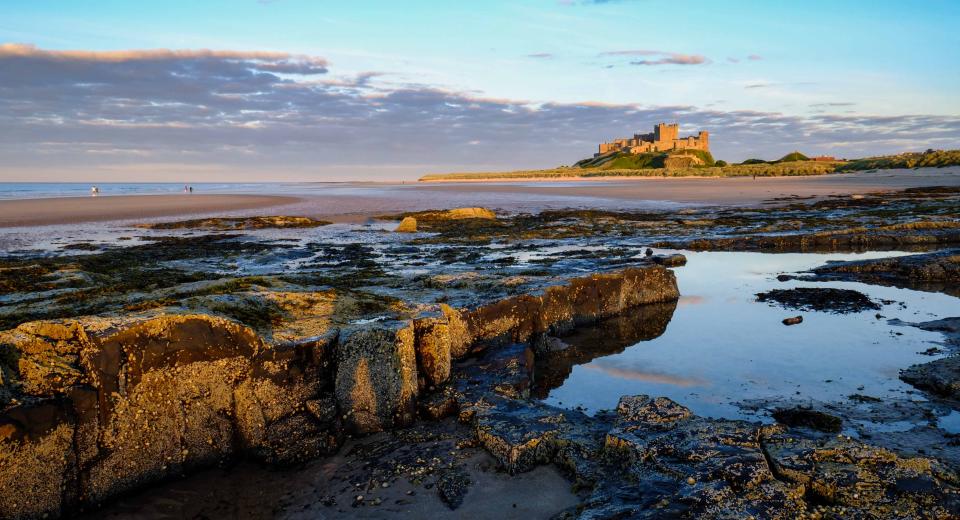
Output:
[
  {"xmin": 184, "ymin": 184, "xmax": 189, "ymax": 193},
  {"xmin": 189, "ymin": 186, "xmax": 193, "ymax": 193},
  {"xmin": 90, "ymin": 186, "xmax": 99, "ymax": 196}
]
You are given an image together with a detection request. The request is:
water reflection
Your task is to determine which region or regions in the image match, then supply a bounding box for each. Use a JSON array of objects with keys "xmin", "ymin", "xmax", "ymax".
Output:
[
  {"xmin": 531, "ymin": 301, "xmax": 677, "ymax": 399},
  {"xmin": 539, "ymin": 251, "xmax": 958, "ymax": 425}
]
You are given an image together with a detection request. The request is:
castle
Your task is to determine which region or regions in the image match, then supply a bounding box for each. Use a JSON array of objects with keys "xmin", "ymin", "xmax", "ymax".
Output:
[{"xmin": 596, "ymin": 123, "xmax": 709, "ymax": 157}]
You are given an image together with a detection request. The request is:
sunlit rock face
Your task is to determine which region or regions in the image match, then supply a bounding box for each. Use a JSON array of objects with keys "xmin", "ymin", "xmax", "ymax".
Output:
[
  {"xmin": 0, "ymin": 314, "xmax": 341, "ymax": 518},
  {"xmin": 0, "ymin": 264, "xmax": 680, "ymax": 519}
]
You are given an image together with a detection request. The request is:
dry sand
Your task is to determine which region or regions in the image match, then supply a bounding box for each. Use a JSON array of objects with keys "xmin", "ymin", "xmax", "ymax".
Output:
[
  {"xmin": 2, "ymin": 168, "xmax": 957, "ymax": 227},
  {"xmin": 411, "ymin": 168, "xmax": 960, "ymax": 206},
  {"xmin": 0, "ymin": 194, "xmax": 301, "ymax": 227}
]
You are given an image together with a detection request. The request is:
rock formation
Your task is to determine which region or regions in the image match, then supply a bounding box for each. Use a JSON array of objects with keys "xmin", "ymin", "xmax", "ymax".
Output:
[{"xmin": 0, "ymin": 263, "xmax": 679, "ymax": 519}]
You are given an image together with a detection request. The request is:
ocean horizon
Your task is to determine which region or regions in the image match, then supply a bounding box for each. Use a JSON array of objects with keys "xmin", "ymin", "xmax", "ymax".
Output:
[{"xmin": 0, "ymin": 181, "xmax": 397, "ymax": 200}]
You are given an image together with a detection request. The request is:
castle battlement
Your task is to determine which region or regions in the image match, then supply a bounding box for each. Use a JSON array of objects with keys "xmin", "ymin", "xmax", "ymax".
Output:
[{"xmin": 597, "ymin": 123, "xmax": 709, "ymax": 156}]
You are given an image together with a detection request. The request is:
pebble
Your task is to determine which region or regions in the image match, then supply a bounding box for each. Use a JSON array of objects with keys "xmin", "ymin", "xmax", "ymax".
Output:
[{"xmin": 686, "ymin": 477, "xmax": 696, "ymax": 485}]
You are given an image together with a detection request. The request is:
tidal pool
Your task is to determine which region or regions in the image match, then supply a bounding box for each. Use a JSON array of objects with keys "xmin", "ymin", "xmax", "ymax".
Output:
[{"xmin": 539, "ymin": 251, "xmax": 958, "ymax": 424}]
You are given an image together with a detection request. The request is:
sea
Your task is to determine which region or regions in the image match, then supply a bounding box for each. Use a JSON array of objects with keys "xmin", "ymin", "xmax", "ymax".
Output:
[{"xmin": 0, "ymin": 182, "xmax": 317, "ymax": 200}]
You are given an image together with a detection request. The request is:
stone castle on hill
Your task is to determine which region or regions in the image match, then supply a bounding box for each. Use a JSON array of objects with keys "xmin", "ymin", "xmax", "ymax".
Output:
[{"xmin": 596, "ymin": 123, "xmax": 709, "ymax": 157}]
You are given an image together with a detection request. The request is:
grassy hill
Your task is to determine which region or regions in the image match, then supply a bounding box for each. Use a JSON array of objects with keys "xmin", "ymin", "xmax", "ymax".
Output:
[
  {"xmin": 419, "ymin": 160, "xmax": 838, "ymax": 181},
  {"xmin": 575, "ymin": 149, "xmax": 715, "ymax": 170},
  {"xmin": 418, "ymin": 149, "xmax": 959, "ymax": 182},
  {"xmin": 777, "ymin": 151, "xmax": 810, "ymax": 162},
  {"xmin": 835, "ymin": 150, "xmax": 960, "ymax": 172}
]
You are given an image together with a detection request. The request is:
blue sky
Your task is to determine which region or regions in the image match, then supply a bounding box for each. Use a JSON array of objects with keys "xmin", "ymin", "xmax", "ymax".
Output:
[{"xmin": 1, "ymin": 0, "xmax": 958, "ymax": 181}]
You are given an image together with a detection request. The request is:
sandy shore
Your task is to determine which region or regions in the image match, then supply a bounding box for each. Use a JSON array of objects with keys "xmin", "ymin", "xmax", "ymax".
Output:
[
  {"xmin": 1, "ymin": 168, "xmax": 956, "ymax": 228},
  {"xmin": 0, "ymin": 194, "xmax": 301, "ymax": 227},
  {"xmin": 411, "ymin": 168, "xmax": 960, "ymax": 205}
]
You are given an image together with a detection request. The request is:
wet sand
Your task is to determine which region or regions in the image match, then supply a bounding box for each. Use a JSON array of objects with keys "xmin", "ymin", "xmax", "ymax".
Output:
[
  {"xmin": 412, "ymin": 168, "xmax": 960, "ymax": 205},
  {"xmin": 0, "ymin": 194, "xmax": 301, "ymax": 227},
  {"xmin": 1, "ymin": 168, "xmax": 957, "ymax": 227}
]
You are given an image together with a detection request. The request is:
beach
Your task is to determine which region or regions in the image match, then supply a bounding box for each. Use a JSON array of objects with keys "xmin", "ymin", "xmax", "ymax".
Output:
[
  {"xmin": 1, "ymin": 169, "xmax": 959, "ymax": 228},
  {"xmin": 2, "ymin": 171, "xmax": 960, "ymax": 519},
  {"xmin": 0, "ymin": 193, "xmax": 301, "ymax": 227}
]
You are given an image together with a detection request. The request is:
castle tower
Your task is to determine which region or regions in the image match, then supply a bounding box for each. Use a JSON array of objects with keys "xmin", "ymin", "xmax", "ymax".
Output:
[
  {"xmin": 654, "ymin": 123, "xmax": 679, "ymax": 144},
  {"xmin": 698, "ymin": 130, "xmax": 709, "ymax": 151}
]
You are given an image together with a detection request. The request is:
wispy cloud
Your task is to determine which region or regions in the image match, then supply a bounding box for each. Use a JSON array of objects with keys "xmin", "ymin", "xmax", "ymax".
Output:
[
  {"xmin": 527, "ymin": 52, "xmax": 554, "ymax": 59},
  {"xmin": 600, "ymin": 49, "xmax": 709, "ymax": 66},
  {"xmin": 747, "ymin": 54, "xmax": 763, "ymax": 61}
]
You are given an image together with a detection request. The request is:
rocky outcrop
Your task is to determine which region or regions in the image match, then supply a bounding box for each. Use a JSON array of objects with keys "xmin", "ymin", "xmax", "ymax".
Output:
[
  {"xmin": 806, "ymin": 248, "xmax": 960, "ymax": 296},
  {"xmin": 653, "ymin": 222, "xmax": 960, "ymax": 253},
  {"xmin": 900, "ymin": 317, "xmax": 960, "ymax": 399},
  {"xmin": 335, "ymin": 325, "xmax": 418, "ymax": 434},
  {"xmin": 138, "ymin": 215, "xmax": 332, "ymax": 230},
  {"xmin": 756, "ymin": 287, "xmax": 881, "ymax": 314},
  {"xmin": 0, "ymin": 263, "xmax": 680, "ymax": 519},
  {"xmin": 428, "ymin": 207, "xmax": 496, "ymax": 220},
  {"xmin": 395, "ymin": 216, "xmax": 418, "ymax": 232},
  {"xmin": 0, "ymin": 315, "xmax": 340, "ymax": 519},
  {"xmin": 461, "ymin": 389, "xmax": 960, "ymax": 518},
  {"xmin": 444, "ymin": 323, "xmax": 960, "ymax": 518}
]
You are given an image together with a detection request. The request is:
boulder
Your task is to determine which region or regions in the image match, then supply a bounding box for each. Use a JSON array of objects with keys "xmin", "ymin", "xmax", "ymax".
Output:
[
  {"xmin": 335, "ymin": 324, "xmax": 418, "ymax": 434},
  {"xmin": 395, "ymin": 217, "xmax": 418, "ymax": 233},
  {"xmin": 443, "ymin": 207, "xmax": 496, "ymax": 220},
  {"xmin": 0, "ymin": 314, "xmax": 339, "ymax": 519},
  {"xmin": 413, "ymin": 317, "xmax": 452, "ymax": 387}
]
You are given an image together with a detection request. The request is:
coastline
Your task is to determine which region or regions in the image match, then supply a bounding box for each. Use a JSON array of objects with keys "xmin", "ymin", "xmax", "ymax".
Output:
[
  {"xmin": 0, "ymin": 168, "xmax": 957, "ymax": 228},
  {"xmin": 0, "ymin": 194, "xmax": 302, "ymax": 228}
]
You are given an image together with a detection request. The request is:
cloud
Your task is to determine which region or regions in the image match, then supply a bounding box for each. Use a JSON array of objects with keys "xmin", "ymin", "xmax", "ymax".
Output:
[
  {"xmin": 527, "ymin": 53, "xmax": 554, "ymax": 59},
  {"xmin": 810, "ymin": 102, "xmax": 856, "ymax": 107},
  {"xmin": 631, "ymin": 54, "xmax": 707, "ymax": 66},
  {"xmin": 727, "ymin": 57, "xmax": 740, "ymax": 63},
  {"xmin": 747, "ymin": 54, "xmax": 763, "ymax": 61},
  {"xmin": 0, "ymin": 43, "xmax": 328, "ymax": 72},
  {"xmin": 600, "ymin": 49, "xmax": 709, "ymax": 66},
  {"xmin": 1, "ymin": 44, "xmax": 958, "ymax": 180}
]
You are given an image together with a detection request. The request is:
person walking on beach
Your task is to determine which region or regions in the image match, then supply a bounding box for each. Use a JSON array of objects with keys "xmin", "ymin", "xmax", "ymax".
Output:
[
  {"xmin": 189, "ymin": 186, "xmax": 193, "ymax": 193},
  {"xmin": 90, "ymin": 186, "xmax": 99, "ymax": 196}
]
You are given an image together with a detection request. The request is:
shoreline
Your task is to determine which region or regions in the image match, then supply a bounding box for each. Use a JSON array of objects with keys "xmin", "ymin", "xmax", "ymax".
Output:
[
  {"xmin": 0, "ymin": 194, "xmax": 302, "ymax": 228},
  {"xmin": 0, "ymin": 168, "xmax": 957, "ymax": 228}
]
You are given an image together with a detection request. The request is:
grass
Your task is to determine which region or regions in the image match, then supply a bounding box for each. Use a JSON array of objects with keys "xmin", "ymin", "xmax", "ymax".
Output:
[
  {"xmin": 575, "ymin": 149, "xmax": 715, "ymax": 170},
  {"xmin": 777, "ymin": 151, "xmax": 810, "ymax": 162},
  {"xmin": 835, "ymin": 150, "xmax": 960, "ymax": 172},
  {"xmin": 420, "ymin": 160, "xmax": 839, "ymax": 181},
  {"xmin": 420, "ymin": 149, "xmax": 960, "ymax": 182}
]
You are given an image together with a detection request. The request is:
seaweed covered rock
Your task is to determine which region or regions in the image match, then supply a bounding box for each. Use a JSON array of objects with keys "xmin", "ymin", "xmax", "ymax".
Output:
[
  {"xmin": 756, "ymin": 287, "xmax": 881, "ymax": 314},
  {"xmin": 0, "ymin": 315, "xmax": 340, "ymax": 519},
  {"xmin": 335, "ymin": 324, "xmax": 418, "ymax": 434},
  {"xmin": 395, "ymin": 216, "xmax": 418, "ymax": 232},
  {"xmin": 138, "ymin": 215, "xmax": 331, "ymax": 230},
  {"xmin": 809, "ymin": 249, "xmax": 960, "ymax": 296}
]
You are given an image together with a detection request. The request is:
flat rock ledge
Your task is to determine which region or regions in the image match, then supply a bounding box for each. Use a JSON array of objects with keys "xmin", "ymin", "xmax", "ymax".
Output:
[{"xmin": 0, "ymin": 264, "xmax": 678, "ymax": 519}]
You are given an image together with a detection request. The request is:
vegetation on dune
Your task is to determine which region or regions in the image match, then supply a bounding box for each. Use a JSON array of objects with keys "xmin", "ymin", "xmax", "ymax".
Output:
[
  {"xmin": 835, "ymin": 149, "xmax": 960, "ymax": 172},
  {"xmin": 420, "ymin": 160, "xmax": 839, "ymax": 181},
  {"xmin": 419, "ymin": 149, "xmax": 959, "ymax": 182},
  {"xmin": 777, "ymin": 151, "xmax": 811, "ymax": 162},
  {"xmin": 575, "ymin": 149, "xmax": 715, "ymax": 170}
]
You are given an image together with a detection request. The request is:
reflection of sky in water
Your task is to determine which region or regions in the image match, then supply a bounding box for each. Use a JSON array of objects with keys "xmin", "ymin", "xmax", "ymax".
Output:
[{"xmin": 543, "ymin": 251, "xmax": 958, "ymax": 422}]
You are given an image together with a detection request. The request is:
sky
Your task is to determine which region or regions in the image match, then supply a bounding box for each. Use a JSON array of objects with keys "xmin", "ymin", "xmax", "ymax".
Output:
[{"xmin": 0, "ymin": 0, "xmax": 958, "ymax": 181}]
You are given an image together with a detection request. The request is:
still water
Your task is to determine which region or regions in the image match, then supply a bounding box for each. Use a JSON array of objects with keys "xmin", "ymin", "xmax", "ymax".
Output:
[{"xmin": 540, "ymin": 251, "xmax": 957, "ymax": 422}]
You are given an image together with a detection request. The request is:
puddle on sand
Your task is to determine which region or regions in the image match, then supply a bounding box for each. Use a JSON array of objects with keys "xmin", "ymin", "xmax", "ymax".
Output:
[{"xmin": 538, "ymin": 251, "xmax": 958, "ymax": 423}]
